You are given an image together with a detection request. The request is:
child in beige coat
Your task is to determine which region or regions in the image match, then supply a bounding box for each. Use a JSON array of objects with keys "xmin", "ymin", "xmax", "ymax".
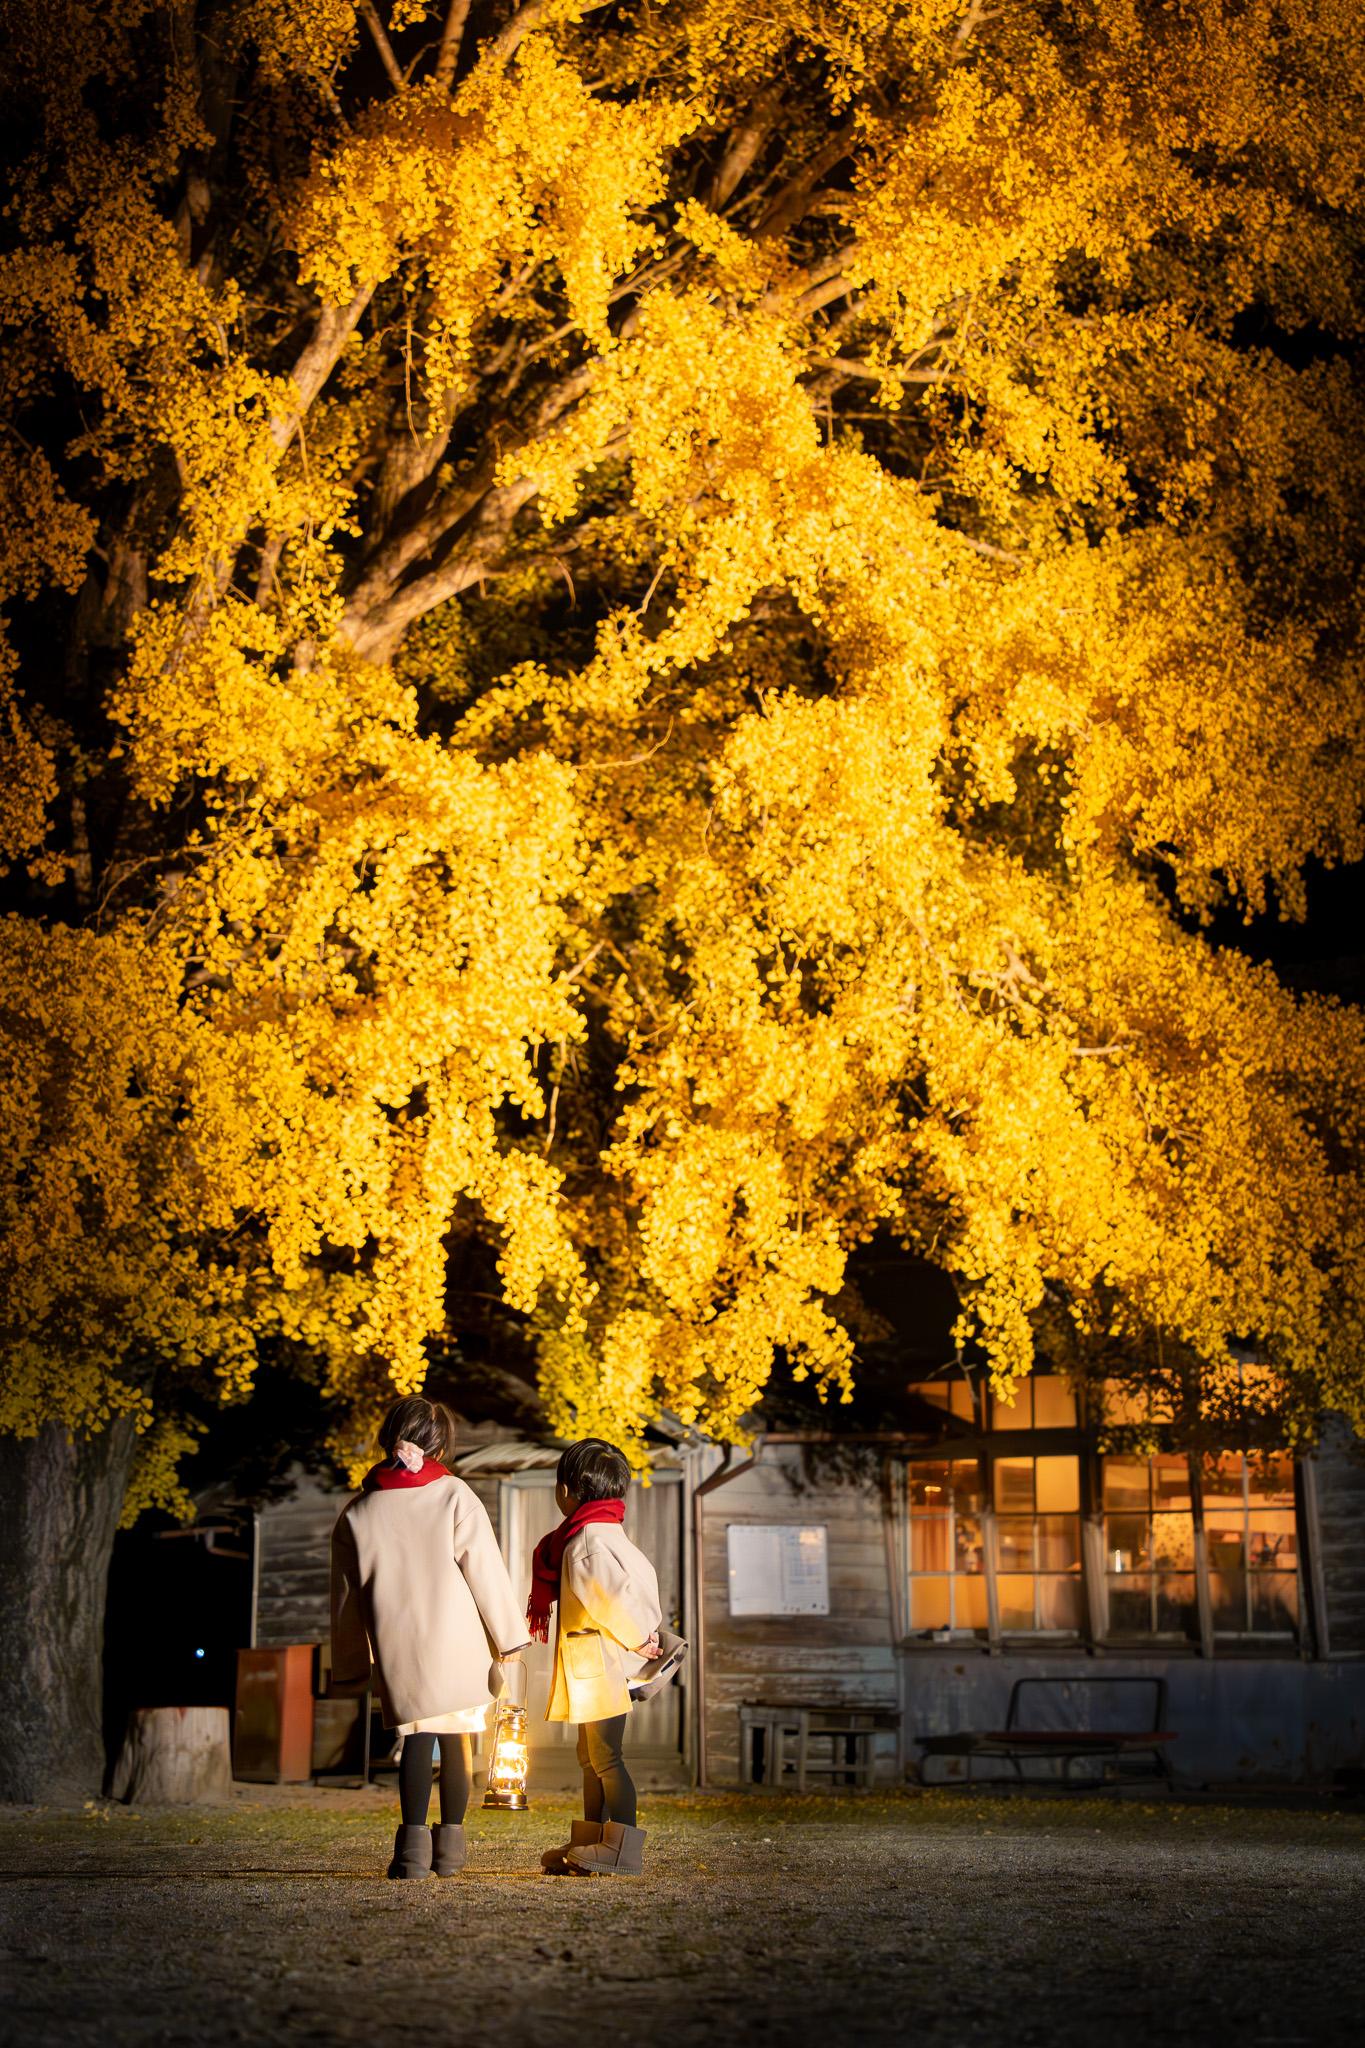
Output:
[
  {"xmin": 330, "ymin": 1396, "xmax": 530, "ymax": 1879},
  {"xmin": 528, "ymin": 1438, "xmax": 663, "ymax": 1877}
]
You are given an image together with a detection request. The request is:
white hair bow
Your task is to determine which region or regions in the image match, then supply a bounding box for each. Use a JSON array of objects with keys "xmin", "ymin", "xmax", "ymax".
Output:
[{"xmin": 394, "ymin": 1439, "xmax": 426, "ymax": 1472}]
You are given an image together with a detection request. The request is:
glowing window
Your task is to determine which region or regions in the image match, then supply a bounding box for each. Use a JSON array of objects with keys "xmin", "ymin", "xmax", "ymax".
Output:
[
  {"xmin": 1098, "ymin": 1380, "xmax": 1175, "ymax": 1426},
  {"xmin": 1102, "ymin": 1454, "xmax": 1199, "ymax": 1640},
  {"xmin": 991, "ymin": 1455, "xmax": 1083, "ymax": 1634},
  {"xmin": 990, "ymin": 1374, "xmax": 1078, "ymax": 1431},
  {"xmin": 1202, "ymin": 1452, "xmax": 1299, "ymax": 1638},
  {"xmin": 902, "ymin": 1367, "xmax": 1305, "ymax": 1652},
  {"xmin": 907, "ymin": 1460, "xmax": 987, "ymax": 1636},
  {"xmin": 907, "ymin": 1376, "xmax": 978, "ymax": 1425}
]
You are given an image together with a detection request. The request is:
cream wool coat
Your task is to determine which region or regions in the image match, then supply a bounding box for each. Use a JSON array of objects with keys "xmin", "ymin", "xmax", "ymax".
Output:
[
  {"xmin": 546, "ymin": 1520, "xmax": 663, "ymax": 1724},
  {"xmin": 330, "ymin": 1474, "xmax": 529, "ymax": 1729}
]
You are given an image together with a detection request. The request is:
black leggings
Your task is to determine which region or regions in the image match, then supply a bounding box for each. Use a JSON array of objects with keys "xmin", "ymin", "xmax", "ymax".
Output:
[
  {"xmin": 398, "ymin": 1732, "xmax": 472, "ymax": 1827},
  {"xmin": 577, "ymin": 1714, "xmax": 636, "ymax": 1828}
]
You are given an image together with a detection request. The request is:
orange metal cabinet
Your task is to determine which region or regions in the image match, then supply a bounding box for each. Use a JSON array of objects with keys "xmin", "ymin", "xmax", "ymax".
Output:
[{"xmin": 234, "ymin": 1645, "xmax": 316, "ymax": 1782}]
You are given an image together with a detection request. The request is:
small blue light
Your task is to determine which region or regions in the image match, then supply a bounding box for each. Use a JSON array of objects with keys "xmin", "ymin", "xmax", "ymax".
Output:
[{"xmin": 194, "ymin": 1647, "xmax": 205, "ymax": 1659}]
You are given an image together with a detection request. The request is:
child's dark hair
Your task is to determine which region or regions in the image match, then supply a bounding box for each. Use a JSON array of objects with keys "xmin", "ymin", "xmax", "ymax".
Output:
[
  {"xmin": 378, "ymin": 1395, "xmax": 455, "ymax": 1464},
  {"xmin": 557, "ymin": 1437, "xmax": 631, "ymax": 1502}
]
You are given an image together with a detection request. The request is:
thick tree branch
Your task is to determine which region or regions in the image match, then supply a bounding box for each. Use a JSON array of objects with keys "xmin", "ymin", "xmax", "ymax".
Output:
[
  {"xmin": 342, "ymin": 419, "xmax": 627, "ymax": 661},
  {"xmin": 434, "ymin": 0, "xmax": 473, "ymax": 87},
  {"xmin": 341, "ymin": 475, "xmax": 548, "ymax": 660},
  {"xmin": 792, "ymin": 265, "xmax": 863, "ymax": 318},
  {"xmin": 710, "ymin": 89, "xmax": 781, "ymax": 209},
  {"xmin": 369, "ymin": 382, "xmax": 466, "ymax": 539},
  {"xmin": 755, "ymin": 127, "xmax": 858, "ymax": 241},
  {"xmin": 339, "ymin": 360, "xmax": 598, "ymax": 632},
  {"xmin": 484, "ymin": 0, "xmax": 615, "ymax": 70},
  {"xmin": 486, "ymin": 0, "xmax": 550, "ymax": 68},
  {"xmin": 359, "ymin": 1, "xmax": 405, "ymax": 91},
  {"xmin": 806, "ymin": 355, "xmax": 953, "ymax": 387},
  {"xmin": 270, "ymin": 288, "xmax": 376, "ymax": 450}
]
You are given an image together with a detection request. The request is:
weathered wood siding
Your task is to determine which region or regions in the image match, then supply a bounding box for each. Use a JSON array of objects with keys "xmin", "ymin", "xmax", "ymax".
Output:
[
  {"xmin": 700, "ymin": 1448, "xmax": 900, "ymax": 1785},
  {"xmin": 1312, "ymin": 1420, "xmax": 1365, "ymax": 1657},
  {"xmin": 254, "ymin": 1466, "xmax": 506, "ymax": 1651},
  {"xmin": 254, "ymin": 1468, "xmax": 337, "ymax": 1649}
]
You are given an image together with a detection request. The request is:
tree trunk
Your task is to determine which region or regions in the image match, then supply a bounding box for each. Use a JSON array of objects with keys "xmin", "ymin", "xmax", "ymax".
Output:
[
  {"xmin": 0, "ymin": 1418, "xmax": 139, "ymax": 1804},
  {"xmin": 110, "ymin": 1706, "xmax": 233, "ymax": 1804}
]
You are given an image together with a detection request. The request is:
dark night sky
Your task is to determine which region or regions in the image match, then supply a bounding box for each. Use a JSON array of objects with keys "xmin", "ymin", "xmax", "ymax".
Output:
[{"xmin": 1204, "ymin": 856, "xmax": 1365, "ymax": 1002}]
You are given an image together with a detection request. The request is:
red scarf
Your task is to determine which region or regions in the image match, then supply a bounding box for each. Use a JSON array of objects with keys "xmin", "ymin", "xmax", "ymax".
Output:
[
  {"xmin": 361, "ymin": 1456, "xmax": 451, "ymax": 1492},
  {"xmin": 527, "ymin": 1498, "xmax": 626, "ymax": 1641}
]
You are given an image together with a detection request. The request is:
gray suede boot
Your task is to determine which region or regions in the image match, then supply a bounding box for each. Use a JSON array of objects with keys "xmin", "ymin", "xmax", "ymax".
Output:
[
  {"xmin": 386, "ymin": 1824, "xmax": 433, "ymax": 1880},
  {"xmin": 430, "ymin": 1824, "xmax": 467, "ymax": 1877},
  {"xmin": 566, "ymin": 1821, "xmax": 645, "ymax": 1875},
  {"xmin": 541, "ymin": 1819, "xmax": 603, "ymax": 1874}
]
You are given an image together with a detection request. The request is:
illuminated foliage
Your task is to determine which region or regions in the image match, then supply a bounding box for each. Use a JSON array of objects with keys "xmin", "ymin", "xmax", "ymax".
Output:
[{"xmin": 1, "ymin": 0, "xmax": 1362, "ymax": 1505}]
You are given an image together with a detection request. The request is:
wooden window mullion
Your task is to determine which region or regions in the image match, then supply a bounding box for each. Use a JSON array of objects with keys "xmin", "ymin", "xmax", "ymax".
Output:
[
  {"xmin": 1298, "ymin": 1457, "xmax": 1329, "ymax": 1660},
  {"xmin": 1082, "ymin": 1448, "xmax": 1106, "ymax": 1648},
  {"xmin": 1146, "ymin": 1467, "xmax": 1158, "ymax": 1636},
  {"xmin": 1191, "ymin": 1455, "xmax": 1215, "ymax": 1658},
  {"xmin": 887, "ymin": 1458, "xmax": 909, "ymax": 1644},
  {"xmin": 983, "ymin": 1452, "xmax": 1002, "ymax": 1650}
]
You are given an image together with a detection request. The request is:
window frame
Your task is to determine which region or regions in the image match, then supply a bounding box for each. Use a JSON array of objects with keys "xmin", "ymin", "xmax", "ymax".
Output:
[
  {"xmin": 1197, "ymin": 1449, "xmax": 1303, "ymax": 1647},
  {"xmin": 1098, "ymin": 1447, "xmax": 1205, "ymax": 1649},
  {"xmin": 903, "ymin": 1454, "xmax": 991, "ymax": 1639},
  {"xmin": 897, "ymin": 1371, "xmax": 1308, "ymax": 1658}
]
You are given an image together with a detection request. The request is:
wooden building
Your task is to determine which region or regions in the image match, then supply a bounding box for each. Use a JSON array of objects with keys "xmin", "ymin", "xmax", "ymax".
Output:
[
  {"xmin": 251, "ymin": 1431, "xmax": 709, "ymax": 1789},
  {"xmin": 691, "ymin": 1372, "xmax": 1365, "ymax": 1789},
  {"xmin": 248, "ymin": 1375, "xmax": 1365, "ymax": 1790}
]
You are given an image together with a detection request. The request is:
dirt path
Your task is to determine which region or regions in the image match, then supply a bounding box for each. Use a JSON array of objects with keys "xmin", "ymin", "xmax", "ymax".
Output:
[{"xmin": 2, "ymin": 1789, "xmax": 1362, "ymax": 2047}]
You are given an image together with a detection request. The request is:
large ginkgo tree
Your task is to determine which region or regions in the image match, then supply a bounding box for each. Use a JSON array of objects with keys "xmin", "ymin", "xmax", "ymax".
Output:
[{"xmin": 1, "ymin": 0, "xmax": 1362, "ymax": 1798}]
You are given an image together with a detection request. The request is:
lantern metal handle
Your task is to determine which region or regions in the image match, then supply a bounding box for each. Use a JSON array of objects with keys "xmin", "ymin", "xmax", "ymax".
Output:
[{"xmin": 497, "ymin": 1656, "xmax": 528, "ymax": 1709}]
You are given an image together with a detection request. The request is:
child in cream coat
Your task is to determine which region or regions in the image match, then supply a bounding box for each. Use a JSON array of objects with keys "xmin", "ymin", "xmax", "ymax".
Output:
[
  {"xmin": 528, "ymin": 1438, "xmax": 662, "ymax": 1876},
  {"xmin": 331, "ymin": 1396, "xmax": 530, "ymax": 1880}
]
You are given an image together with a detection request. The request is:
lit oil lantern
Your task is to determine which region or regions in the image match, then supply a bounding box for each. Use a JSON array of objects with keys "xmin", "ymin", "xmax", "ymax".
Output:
[{"xmin": 481, "ymin": 1657, "xmax": 530, "ymax": 1812}]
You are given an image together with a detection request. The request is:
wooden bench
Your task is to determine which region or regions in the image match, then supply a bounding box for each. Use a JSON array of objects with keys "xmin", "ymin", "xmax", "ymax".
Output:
[
  {"xmin": 916, "ymin": 1675, "xmax": 1176, "ymax": 1788},
  {"xmin": 740, "ymin": 1703, "xmax": 899, "ymax": 1791}
]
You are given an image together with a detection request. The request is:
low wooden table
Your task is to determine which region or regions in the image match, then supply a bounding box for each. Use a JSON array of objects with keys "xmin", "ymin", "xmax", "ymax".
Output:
[{"xmin": 740, "ymin": 1704, "xmax": 899, "ymax": 1791}]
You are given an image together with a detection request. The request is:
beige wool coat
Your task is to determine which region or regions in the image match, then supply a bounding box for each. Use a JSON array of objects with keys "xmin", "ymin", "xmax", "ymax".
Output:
[
  {"xmin": 330, "ymin": 1474, "xmax": 529, "ymax": 1729},
  {"xmin": 546, "ymin": 1520, "xmax": 663, "ymax": 1724}
]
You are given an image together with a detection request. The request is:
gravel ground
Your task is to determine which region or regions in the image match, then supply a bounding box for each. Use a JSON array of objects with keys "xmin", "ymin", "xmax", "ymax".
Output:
[{"xmin": 2, "ymin": 1786, "xmax": 1363, "ymax": 2048}]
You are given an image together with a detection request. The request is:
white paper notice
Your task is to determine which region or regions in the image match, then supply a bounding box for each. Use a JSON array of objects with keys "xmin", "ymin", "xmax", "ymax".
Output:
[{"xmin": 726, "ymin": 1523, "xmax": 830, "ymax": 1616}]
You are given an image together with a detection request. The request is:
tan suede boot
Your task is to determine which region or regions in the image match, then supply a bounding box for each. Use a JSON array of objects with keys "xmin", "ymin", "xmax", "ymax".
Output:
[
  {"xmin": 541, "ymin": 1819, "xmax": 603, "ymax": 1874},
  {"xmin": 566, "ymin": 1821, "xmax": 645, "ymax": 1875}
]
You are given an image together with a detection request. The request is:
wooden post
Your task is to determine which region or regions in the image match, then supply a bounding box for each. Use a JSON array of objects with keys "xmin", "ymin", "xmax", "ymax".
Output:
[
  {"xmin": 110, "ymin": 1706, "xmax": 233, "ymax": 1804},
  {"xmin": 1299, "ymin": 1455, "xmax": 1331, "ymax": 1660}
]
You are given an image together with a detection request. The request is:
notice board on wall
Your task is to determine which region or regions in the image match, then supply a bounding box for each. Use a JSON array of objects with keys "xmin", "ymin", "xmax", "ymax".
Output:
[{"xmin": 726, "ymin": 1523, "xmax": 830, "ymax": 1616}]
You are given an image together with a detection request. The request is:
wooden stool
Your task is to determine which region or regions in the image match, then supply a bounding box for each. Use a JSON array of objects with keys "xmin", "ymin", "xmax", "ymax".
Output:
[
  {"xmin": 797, "ymin": 1711, "xmax": 886, "ymax": 1790},
  {"xmin": 740, "ymin": 1705, "xmax": 804, "ymax": 1786}
]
